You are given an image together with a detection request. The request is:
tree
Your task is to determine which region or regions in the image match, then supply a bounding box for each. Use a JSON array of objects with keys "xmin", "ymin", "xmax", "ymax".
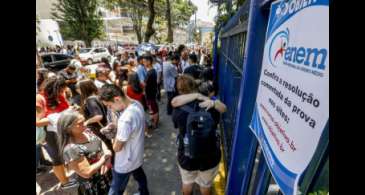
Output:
[
  {"xmin": 153, "ymin": 13, "xmax": 168, "ymax": 43},
  {"xmin": 51, "ymin": 0, "xmax": 105, "ymax": 47},
  {"xmin": 171, "ymin": 0, "xmax": 197, "ymax": 28},
  {"xmin": 104, "ymin": 0, "xmax": 196, "ymax": 44},
  {"xmin": 160, "ymin": 0, "xmax": 197, "ymax": 43},
  {"xmin": 144, "ymin": 0, "xmax": 156, "ymax": 42},
  {"xmin": 104, "ymin": 0, "xmax": 147, "ymax": 44},
  {"xmin": 165, "ymin": 0, "xmax": 173, "ymax": 43},
  {"xmin": 36, "ymin": 15, "xmax": 41, "ymax": 36}
]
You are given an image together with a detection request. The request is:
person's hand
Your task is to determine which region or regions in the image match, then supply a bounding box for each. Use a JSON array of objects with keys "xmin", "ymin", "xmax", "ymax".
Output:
[
  {"xmin": 100, "ymin": 126, "xmax": 111, "ymax": 135},
  {"xmin": 100, "ymin": 152, "xmax": 111, "ymax": 164},
  {"xmin": 107, "ymin": 123, "xmax": 116, "ymax": 130},
  {"xmin": 103, "ymin": 150, "xmax": 112, "ymax": 159},
  {"xmin": 199, "ymin": 99, "xmax": 215, "ymax": 111},
  {"xmin": 100, "ymin": 158, "xmax": 111, "ymax": 175},
  {"xmin": 196, "ymin": 93, "xmax": 210, "ymax": 101},
  {"xmin": 100, "ymin": 165, "xmax": 107, "ymax": 175},
  {"xmin": 83, "ymin": 120, "xmax": 89, "ymax": 127},
  {"xmin": 70, "ymin": 105, "xmax": 80, "ymax": 111}
]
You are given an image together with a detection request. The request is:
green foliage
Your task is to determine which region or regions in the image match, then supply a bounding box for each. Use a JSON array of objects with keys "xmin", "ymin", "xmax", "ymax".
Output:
[
  {"xmin": 104, "ymin": 0, "xmax": 147, "ymax": 43},
  {"xmin": 171, "ymin": 0, "xmax": 197, "ymax": 28},
  {"xmin": 36, "ymin": 15, "xmax": 41, "ymax": 35},
  {"xmin": 308, "ymin": 189, "xmax": 329, "ymax": 195},
  {"xmin": 52, "ymin": 0, "xmax": 105, "ymax": 47}
]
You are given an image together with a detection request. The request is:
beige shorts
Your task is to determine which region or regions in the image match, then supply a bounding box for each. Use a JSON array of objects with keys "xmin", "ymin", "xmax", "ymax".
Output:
[{"xmin": 178, "ymin": 164, "xmax": 219, "ymax": 188}]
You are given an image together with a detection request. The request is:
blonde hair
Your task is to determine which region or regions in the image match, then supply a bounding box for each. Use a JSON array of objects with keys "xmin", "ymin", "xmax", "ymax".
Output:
[{"xmin": 176, "ymin": 75, "xmax": 197, "ymax": 95}]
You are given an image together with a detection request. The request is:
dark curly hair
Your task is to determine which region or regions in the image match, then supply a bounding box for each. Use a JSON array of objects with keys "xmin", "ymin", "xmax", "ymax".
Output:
[{"xmin": 43, "ymin": 76, "xmax": 67, "ymax": 108}]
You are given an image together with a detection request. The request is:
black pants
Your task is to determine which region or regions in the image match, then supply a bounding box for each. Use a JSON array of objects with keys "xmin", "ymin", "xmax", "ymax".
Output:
[
  {"xmin": 44, "ymin": 131, "xmax": 63, "ymax": 166},
  {"xmin": 166, "ymin": 91, "xmax": 176, "ymax": 115},
  {"xmin": 156, "ymin": 82, "xmax": 162, "ymax": 102}
]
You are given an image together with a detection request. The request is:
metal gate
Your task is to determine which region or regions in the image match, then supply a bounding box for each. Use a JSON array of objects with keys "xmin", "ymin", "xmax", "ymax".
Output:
[{"xmin": 213, "ymin": 0, "xmax": 329, "ymax": 194}]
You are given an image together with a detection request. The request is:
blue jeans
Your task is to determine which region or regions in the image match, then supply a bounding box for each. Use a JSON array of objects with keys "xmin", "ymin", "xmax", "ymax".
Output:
[
  {"xmin": 108, "ymin": 166, "xmax": 149, "ymax": 195},
  {"xmin": 36, "ymin": 144, "xmax": 41, "ymax": 169},
  {"xmin": 166, "ymin": 91, "xmax": 176, "ymax": 115}
]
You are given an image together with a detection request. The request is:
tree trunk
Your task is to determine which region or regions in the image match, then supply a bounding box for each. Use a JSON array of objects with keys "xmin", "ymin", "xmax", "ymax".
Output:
[
  {"xmin": 133, "ymin": 24, "xmax": 143, "ymax": 44},
  {"xmin": 84, "ymin": 36, "xmax": 92, "ymax": 47},
  {"xmin": 166, "ymin": 0, "xmax": 173, "ymax": 43},
  {"xmin": 144, "ymin": 0, "xmax": 156, "ymax": 43},
  {"xmin": 131, "ymin": 7, "xmax": 144, "ymax": 44}
]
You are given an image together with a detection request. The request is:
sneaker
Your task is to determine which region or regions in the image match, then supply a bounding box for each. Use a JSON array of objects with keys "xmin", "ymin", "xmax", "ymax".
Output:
[
  {"xmin": 145, "ymin": 132, "xmax": 153, "ymax": 138},
  {"xmin": 60, "ymin": 180, "xmax": 79, "ymax": 190}
]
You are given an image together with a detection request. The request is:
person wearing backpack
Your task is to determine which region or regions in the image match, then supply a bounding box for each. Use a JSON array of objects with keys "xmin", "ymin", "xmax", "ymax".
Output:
[{"xmin": 171, "ymin": 75, "xmax": 226, "ymax": 195}]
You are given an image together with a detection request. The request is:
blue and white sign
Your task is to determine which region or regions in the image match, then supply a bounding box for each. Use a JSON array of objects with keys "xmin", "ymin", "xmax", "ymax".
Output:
[{"xmin": 249, "ymin": 0, "xmax": 328, "ymax": 194}]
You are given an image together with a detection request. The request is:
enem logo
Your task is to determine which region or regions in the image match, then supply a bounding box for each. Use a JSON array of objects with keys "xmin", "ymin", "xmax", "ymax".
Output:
[
  {"xmin": 269, "ymin": 28, "xmax": 327, "ymax": 71},
  {"xmin": 269, "ymin": 29, "xmax": 289, "ymax": 67}
]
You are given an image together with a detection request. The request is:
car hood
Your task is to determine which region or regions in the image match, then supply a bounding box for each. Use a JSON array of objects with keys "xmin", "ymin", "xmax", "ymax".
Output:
[{"xmin": 79, "ymin": 53, "xmax": 91, "ymax": 58}]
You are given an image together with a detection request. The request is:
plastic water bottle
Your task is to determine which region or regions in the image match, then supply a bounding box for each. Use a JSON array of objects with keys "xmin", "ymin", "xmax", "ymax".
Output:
[{"xmin": 183, "ymin": 134, "xmax": 190, "ymax": 157}]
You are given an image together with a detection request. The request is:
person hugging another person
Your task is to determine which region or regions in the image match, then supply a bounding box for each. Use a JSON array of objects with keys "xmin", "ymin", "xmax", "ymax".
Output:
[{"xmin": 171, "ymin": 75, "xmax": 226, "ymax": 195}]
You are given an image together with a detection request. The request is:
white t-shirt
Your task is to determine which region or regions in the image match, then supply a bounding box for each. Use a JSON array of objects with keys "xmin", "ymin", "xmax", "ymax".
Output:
[
  {"xmin": 46, "ymin": 109, "xmax": 72, "ymax": 133},
  {"xmin": 199, "ymin": 55, "xmax": 205, "ymax": 65},
  {"xmin": 181, "ymin": 60, "xmax": 190, "ymax": 72},
  {"xmin": 46, "ymin": 112, "xmax": 61, "ymax": 133},
  {"xmin": 114, "ymin": 101, "xmax": 145, "ymax": 173},
  {"xmin": 94, "ymin": 79, "xmax": 112, "ymax": 89},
  {"xmin": 153, "ymin": 62, "xmax": 162, "ymax": 74}
]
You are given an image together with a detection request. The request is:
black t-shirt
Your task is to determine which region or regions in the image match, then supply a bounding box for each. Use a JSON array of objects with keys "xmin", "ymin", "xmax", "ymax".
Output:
[
  {"xmin": 145, "ymin": 69, "xmax": 158, "ymax": 100},
  {"xmin": 172, "ymin": 100, "xmax": 221, "ymax": 171},
  {"xmin": 201, "ymin": 67, "xmax": 213, "ymax": 82},
  {"xmin": 83, "ymin": 96, "xmax": 108, "ymax": 131},
  {"xmin": 59, "ymin": 70, "xmax": 78, "ymax": 95},
  {"xmin": 183, "ymin": 65, "xmax": 203, "ymax": 80},
  {"xmin": 59, "ymin": 70, "xmax": 77, "ymax": 81}
]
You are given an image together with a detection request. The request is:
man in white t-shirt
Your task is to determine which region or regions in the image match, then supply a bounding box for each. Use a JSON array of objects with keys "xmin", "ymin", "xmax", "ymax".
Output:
[
  {"xmin": 180, "ymin": 49, "xmax": 190, "ymax": 72},
  {"xmin": 94, "ymin": 67, "xmax": 112, "ymax": 90},
  {"xmin": 99, "ymin": 84, "xmax": 150, "ymax": 195}
]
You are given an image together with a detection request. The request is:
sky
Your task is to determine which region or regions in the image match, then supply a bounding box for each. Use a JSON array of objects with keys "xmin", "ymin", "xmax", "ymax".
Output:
[{"xmin": 189, "ymin": 0, "xmax": 218, "ymax": 24}]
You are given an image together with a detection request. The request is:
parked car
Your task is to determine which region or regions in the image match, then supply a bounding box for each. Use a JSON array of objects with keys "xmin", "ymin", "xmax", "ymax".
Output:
[
  {"xmin": 79, "ymin": 47, "xmax": 111, "ymax": 65},
  {"xmin": 41, "ymin": 53, "xmax": 73, "ymax": 72},
  {"xmin": 136, "ymin": 43, "xmax": 158, "ymax": 56}
]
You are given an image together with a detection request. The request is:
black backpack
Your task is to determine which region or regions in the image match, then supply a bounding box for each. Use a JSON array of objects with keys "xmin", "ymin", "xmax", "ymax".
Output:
[{"xmin": 180, "ymin": 102, "xmax": 217, "ymax": 159}]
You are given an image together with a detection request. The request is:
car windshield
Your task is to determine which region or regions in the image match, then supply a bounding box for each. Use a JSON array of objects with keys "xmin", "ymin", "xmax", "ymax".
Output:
[{"xmin": 80, "ymin": 48, "xmax": 92, "ymax": 53}]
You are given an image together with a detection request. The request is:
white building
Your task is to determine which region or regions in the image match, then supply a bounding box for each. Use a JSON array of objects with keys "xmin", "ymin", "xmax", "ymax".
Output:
[
  {"xmin": 36, "ymin": 0, "xmax": 63, "ymax": 47},
  {"xmin": 36, "ymin": 19, "xmax": 63, "ymax": 47}
]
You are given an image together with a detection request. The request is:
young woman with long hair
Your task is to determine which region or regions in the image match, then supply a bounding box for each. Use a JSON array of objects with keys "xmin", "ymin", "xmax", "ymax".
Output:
[{"xmin": 78, "ymin": 79, "xmax": 113, "ymax": 153}]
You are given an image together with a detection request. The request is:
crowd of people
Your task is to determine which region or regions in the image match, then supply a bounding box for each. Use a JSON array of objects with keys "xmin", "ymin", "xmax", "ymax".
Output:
[{"xmin": 36, "ymin": 43, "xmax": 226, "ymax": 195}]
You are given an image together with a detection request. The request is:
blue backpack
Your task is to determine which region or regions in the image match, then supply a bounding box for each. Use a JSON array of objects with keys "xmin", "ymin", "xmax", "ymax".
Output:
[{"xmin": 180, "ymin": 103, "xmax": 217, "ymax": 159}]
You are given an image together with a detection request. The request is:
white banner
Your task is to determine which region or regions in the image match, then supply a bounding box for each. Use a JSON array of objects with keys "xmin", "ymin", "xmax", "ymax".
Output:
[{"xmin": 249, "ymin": 0, "xmax": 329, "ymax": 194}]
